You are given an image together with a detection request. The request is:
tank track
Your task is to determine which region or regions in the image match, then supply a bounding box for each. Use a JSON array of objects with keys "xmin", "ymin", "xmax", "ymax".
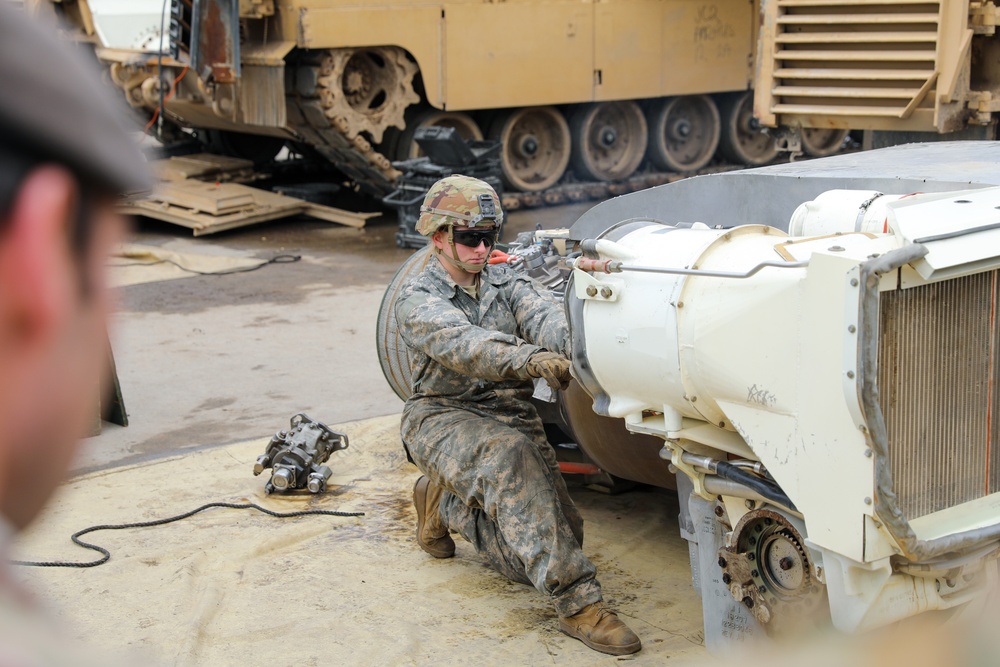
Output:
[
  {"xmin": 286, "ymin": 52, "xmax": 400, "ymax": 198},
  {"xmin": 286, "ymin": 53, "xmax": 841, "ymax": 209},
  {"xmin": 497, "ymin": 164, "xmax": 746, "ymax": 211}
]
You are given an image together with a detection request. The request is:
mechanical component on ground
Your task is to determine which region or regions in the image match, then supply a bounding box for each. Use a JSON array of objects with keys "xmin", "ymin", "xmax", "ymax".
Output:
[{"xmin": 253, "ymin": 414, "xmax": 348, "ymax": 494}]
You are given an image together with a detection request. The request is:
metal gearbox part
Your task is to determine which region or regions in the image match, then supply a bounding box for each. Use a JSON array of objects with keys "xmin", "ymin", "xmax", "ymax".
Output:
[
  {"xmin": 718, "ymin": 509, "xmax": 824, "ymax": 633},
  {"xmin": 253, "ymin": 414, "xmax": 349, "ymax": 494}
]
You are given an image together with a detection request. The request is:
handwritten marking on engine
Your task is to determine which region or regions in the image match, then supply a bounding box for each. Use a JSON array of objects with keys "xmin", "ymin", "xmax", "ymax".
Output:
[{"xmin": 746, "ymin": 384, "xmax": 777, "ymax": 407}]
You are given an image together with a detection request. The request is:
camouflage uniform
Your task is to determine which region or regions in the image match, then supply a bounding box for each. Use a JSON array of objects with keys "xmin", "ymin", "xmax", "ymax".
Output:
[{"xmin": 395, "ymin": 258, "xmax": 603, "ymax": 618}]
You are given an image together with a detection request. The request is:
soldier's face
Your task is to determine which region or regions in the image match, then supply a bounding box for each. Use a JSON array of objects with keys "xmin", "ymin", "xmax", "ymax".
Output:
[{"xmin": 433, "ymin": 225, "xmax": 491, "ymax": 272}]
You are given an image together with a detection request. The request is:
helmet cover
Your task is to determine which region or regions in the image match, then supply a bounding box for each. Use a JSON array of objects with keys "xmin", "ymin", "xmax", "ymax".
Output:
[{"xmin": 416, "ymin": 175, "xmax": 503, "ymax": 236}]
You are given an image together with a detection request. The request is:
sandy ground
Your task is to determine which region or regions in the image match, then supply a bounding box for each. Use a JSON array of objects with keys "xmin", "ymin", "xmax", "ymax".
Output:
[{"xmin": 15, "ymin": 414, "xmax": 710, "ymax": 666}]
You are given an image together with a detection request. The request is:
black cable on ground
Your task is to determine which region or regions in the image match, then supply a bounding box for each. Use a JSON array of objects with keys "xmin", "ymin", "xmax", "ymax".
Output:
[
  {"xmin": 12, "ymin": 501, "xmax": 363, "ymax": 569},
  {"xmin": 112, "ymin": 253, "xmax": 301, "ymax": 276}
]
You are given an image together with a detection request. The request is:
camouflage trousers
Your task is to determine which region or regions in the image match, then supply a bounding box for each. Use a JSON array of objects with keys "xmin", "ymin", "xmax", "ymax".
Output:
[{"xmin": 402, "ymin": 401, "xmax": 603, "ymax": 617}]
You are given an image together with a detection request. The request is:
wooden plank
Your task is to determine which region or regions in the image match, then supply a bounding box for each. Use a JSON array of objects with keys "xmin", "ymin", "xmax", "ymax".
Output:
[
  {"xmin": 155, "ymin": 182, "xmax": 262, "ymax": 215},
  {"xmin": 120, "ymin": 181, "xmax": 376, "ymax": 235},
  {"xmin": 153, "ymin": 154, "xmax": 256, "ymax": 182},
  {"xmin": 302, "ymin": 203, "xmax": 377, "ymax": 229},
  {"xmin": 120, "ymin": 200, "xmax": 306, "ymax": 235}
]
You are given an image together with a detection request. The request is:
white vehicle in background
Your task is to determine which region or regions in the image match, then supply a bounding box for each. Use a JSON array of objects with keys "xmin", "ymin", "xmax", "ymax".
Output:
[{"xmin": 75, "ymin": 0, "xmax": 171, "ymax": 51}]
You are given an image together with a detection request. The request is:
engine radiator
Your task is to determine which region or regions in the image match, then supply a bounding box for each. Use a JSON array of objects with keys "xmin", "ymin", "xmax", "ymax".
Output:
[{"xmin": 878, "ymin": 269, "xmax": 1000, "ymax": 520}]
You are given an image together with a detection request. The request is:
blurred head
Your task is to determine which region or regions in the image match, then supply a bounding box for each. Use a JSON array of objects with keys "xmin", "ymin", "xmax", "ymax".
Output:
[
  {"xmin": 417, "ymin": 175, "xmax": 502, "ymax": 277},
  {"xmin": 0, "ymin": 4, "xmax": 150, "ymax": 530}
]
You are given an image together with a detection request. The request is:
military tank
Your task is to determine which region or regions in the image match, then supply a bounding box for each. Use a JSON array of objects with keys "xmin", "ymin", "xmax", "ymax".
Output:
[{"xmin": 37, "ymin": 0, "xmax": 855, "ymax": 206}]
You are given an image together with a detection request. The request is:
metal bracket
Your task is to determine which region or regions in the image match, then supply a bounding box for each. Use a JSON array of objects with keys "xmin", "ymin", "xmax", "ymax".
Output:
[
  {"xmin": 572, "ymin": 268, "xmax": 620, "ymax": 302},
  {"xmin": 970, "ymin": 1, "xmax": 999, "ymax": 34}
]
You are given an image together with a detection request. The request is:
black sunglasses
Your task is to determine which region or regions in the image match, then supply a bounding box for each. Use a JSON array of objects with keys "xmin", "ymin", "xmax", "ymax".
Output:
[{"xmin": 452, "ymin": 228, "xmax": 498, "ymax": 248}]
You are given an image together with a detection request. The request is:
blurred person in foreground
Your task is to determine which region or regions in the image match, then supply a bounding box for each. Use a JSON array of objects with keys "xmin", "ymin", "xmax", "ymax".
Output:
[
  {"xmin": 0, "ymin": 3, "xmax": 150, "ymax": 664},
  {"xmin": 394, "ymin": 175, "xmax": 641, "ymax": 656}
]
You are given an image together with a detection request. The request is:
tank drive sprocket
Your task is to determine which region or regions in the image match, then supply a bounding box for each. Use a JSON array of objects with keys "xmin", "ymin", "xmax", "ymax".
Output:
[
  {"xmin": 315, "ymin": 47, "xmax": 421, "ymax": 144},
  {"xmin": 288, "ymin": 50, "xmax": 412, "ymax": 197}
]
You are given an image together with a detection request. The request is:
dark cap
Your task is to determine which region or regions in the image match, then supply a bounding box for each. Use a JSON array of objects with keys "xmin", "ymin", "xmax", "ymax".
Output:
[{"xmin": 0, "ymin": 4, "xmax": 151, "ymax": 194}]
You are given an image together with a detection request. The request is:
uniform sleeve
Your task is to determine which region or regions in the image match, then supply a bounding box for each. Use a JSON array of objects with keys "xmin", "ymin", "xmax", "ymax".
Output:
[
  {"xmin": 396, "ymin": 289, "xmax": 539, "ymax": 381},
  {"xmin": 508, "ymin": 276, "xmax": 571, "ymax": 357}
]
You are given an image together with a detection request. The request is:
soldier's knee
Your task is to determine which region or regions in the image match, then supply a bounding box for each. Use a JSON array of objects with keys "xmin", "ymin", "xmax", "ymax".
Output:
[{"xmin": 493, "ymin": 437, "xmax": 552, "ymax": 484}]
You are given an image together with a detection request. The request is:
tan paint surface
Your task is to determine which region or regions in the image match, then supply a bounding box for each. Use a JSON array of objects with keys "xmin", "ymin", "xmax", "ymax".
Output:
[
  {"xmin": 596, "ymin": 0, "xmax": 753, "ymax": 101},
  {"xmin": 445, "ymin": 2, "xmax": 595, "ymax": 109},
  {"xmin": 290, "ymin": 0, "xmax": 752, "ymax": 111}
]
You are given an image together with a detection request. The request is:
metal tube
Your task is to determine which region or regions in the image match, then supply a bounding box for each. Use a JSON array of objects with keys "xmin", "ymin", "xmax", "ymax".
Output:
[
  {"xmin": 614, "ymin": 260, "xmax": 809, "ymax": 279},
  {"xmin": 728, "ymin": 460, "xmax": 768, "ymax": 476},
  {"xmin": 680, "ymin": 452, "xmax": 718, "ymax": 473},
  {"xmin": 570, "ymin": 251, "xmax": 808, "ymax": 278}
]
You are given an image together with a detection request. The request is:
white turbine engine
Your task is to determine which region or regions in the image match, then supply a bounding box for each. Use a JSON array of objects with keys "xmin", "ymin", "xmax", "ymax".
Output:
[{"xmin": 567, "ymin": 180, "xmax": 1000, "ymax": 651}]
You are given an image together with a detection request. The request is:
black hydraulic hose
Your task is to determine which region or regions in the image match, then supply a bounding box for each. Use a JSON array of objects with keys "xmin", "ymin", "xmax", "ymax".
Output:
[{"xmin": 714, "ymin": 461, "xmax": 798, "ymax": 513}]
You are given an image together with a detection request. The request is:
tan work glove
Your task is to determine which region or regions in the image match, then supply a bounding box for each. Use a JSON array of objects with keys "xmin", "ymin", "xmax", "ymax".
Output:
[{"xmin": 525, "ymin": 351, "xmax": 572, "ymax": 391}]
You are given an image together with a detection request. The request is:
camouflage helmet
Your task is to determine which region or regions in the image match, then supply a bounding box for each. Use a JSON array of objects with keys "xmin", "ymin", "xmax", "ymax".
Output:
[{"xmin": 416, "ymin": 175, "xmax": 503, "ymax": 236}]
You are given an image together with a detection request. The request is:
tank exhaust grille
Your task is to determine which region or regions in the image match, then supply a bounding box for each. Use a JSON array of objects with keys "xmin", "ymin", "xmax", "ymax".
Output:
[
  {"xmin": 877, "ymin": 269, "xmax": 1000, "ymax": 520},
  {"xmin": 755, "ymin": 0, "xmax": 959, "ymax": 130}
]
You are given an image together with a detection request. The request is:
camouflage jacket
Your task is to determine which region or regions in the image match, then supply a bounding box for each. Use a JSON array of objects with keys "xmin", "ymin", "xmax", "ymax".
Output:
[{"xmin": 395, "ymin": 258, "xmax": 569, "ymax": 412}]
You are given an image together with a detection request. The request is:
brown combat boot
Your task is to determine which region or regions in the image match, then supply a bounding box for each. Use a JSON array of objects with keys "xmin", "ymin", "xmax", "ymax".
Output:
[
  {"xmin": 559, "ymin": 601, "xmax": 641, "ymax": 656},
  {"xmin": 413, "ymin": 475, "xmax": 455, "ymax": 558}
]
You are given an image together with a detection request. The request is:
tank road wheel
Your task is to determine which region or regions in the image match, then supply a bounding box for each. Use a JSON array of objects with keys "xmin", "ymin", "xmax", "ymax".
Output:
[
  {"xmin": 716, "ymin": 91, "xmax": 778, "ymax": 166},
  {"xmin": 569, "ymin": 101, "xmax": 648, "ymax": 182},
  {"xmin": 316, "ymin": 47, "xmax": 420, "ymax": 143},
  {"xmin": 393, "ymin": 107, "xmax": 484, "ymax": 161},
  {"xmin": 645, "ymin": 95, "xmax": 721, "ymax": 173},
  {"xmin": 489, "ymin": 106, "xmax": 571, "ymax": 192},
  {"xmin": 800, "ymin": 128, "xmax": 850, "ymax": 158}
]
